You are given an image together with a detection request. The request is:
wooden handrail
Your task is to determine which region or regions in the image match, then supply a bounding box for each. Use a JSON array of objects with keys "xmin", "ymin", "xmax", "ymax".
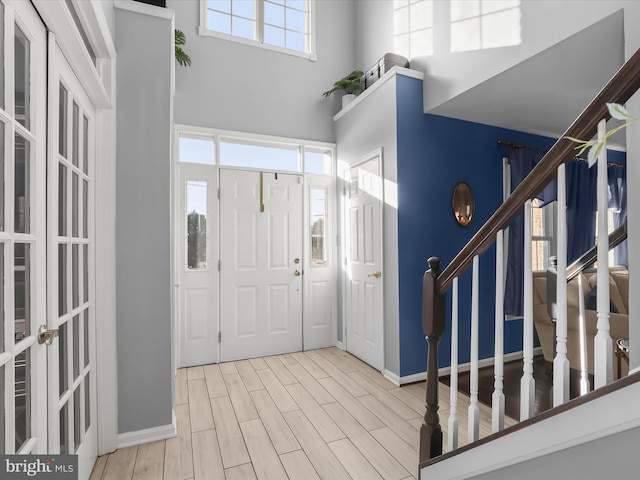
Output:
[
  {"xmin": 566, "ymin": 219, "xmax": 627, "ymax": 282},
  {"xmin": 436, "ymin": 47, "xmax": 640, "ymax": 295}
]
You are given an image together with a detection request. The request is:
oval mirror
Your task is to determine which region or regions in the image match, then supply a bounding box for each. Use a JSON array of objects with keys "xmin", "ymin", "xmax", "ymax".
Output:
[{"xmin": 452, "ymin": 182, "xmax": 474, "ymax": 227}]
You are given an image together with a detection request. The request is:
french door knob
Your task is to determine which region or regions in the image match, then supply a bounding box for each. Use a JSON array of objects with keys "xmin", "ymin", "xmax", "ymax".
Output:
[
  {"xmin": 294, "ymin": 270, "xmax": 302, "ymax": 276},
  {"xmin": 368, "ymin": 271, "xmax": 381, "ymax": 278},
  {"xmin": 37, "ymin": 325, "xmax": 59, "ymax": 346}
]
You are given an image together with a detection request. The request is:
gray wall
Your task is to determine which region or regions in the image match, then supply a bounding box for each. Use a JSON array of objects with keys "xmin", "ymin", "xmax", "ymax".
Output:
[
  {"xmin": 114, "ymin": 6, "xmax": 174, "ymax": 434},
  {"xmin": 169, "ymin": 0, "xmax": 355, "ymax": 143},
  {"xmin": 335, "ymin": 77, "xmax": 400, "ymax": 376},
  {"xmin": 472, "ymin": 426, "xmax": 640, "ymax": 480}
]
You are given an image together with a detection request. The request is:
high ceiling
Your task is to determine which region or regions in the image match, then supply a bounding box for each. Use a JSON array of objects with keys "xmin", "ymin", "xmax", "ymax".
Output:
[{"xmin": 428, "ymin": 10, "xmax": 625, "ymax": 146}]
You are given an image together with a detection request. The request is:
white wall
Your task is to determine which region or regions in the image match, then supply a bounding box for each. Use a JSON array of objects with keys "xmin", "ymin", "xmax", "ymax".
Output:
[
  {"xmin": 335, "ymin": 75, "xmax": 400, "ymax": 376},
  {"xmin": 168, "ymin": 0, "xmax": 355, "ymax": 143}
]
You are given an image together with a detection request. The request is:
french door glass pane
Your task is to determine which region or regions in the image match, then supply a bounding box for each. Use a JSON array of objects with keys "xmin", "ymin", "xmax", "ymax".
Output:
[
  {"xmin": 84, "ymin": 374, "xmax": 90, "ymax": 432},
  {"xmin": 59, "ymin": 322, "xmax": 68, "ymax": 397},
  {"xmin": 83, "ymin": 180, "xmax": 88, "ymax": 239},
  {"xmin": 15, "ymin": 350, "xmax": 30, "ymax": 451},
  {"xmin": 59, "ymin": 85, "xmax": 68, "ymax": 157},
  {"xmin": 83, "ymin": 245, "xmax": 89, "ymax": 303},
  {"xmin": 83, "ymin": 309, "xmax": 89, "ymax": 367},
  {"xmin": 59, "ymin": 163, "xmax": 67, "ymax": 236},
  {"xmin": 72, "ymin": 244, "xmax": 79, "ymax": 309},
  {"xmin": 72, "ymin": 102, "xmax": 79, "ymax": 167},
  {"xmin": 72, "ymin": 173, "xmax": 78, "ymax": 237},
  {"xmin": 0, "ymin": 3, "xmax": 4, "ymax": 110},
  {"xmin": 14, "ymin": 134, "xmax": 30, "ymax": 234},
  {"xmin": 73, "ymin": 314, "xmax": 80, "ymax": 380},
  {"xmin": 59, "ymin": 244, "xmax": 67, "ymax": 316},
  {"xmin": 0, "ymin": 365, "xmax": 4, "ymax": 452},
  {"xmin": 74, "ymin": 387, "xmax": 81, "ymax": 451},
  {"xmin": 0, "ymin": 244, "xmax": 3, "ymax": 352},
  {"xmin": 82, "ymin": 116, "xmax": 89, "ymax": 174},
  {"xmin": 59, "ymin": 402, "xmax": 68, "ymax": 454},
  {"xmin": 14, "ymin": 244, "xmax": 30, "ymax": 341},
  {"xmin": 14, "ymin": 24, "xmax": 30, "ymax": 129},
  {"xmin": 310, "ymin": 188, "xmax": 327, "ymax": 266},
  {"xmin": 0, "ymin": 122, "xmax": 4, "ymax": 231}
]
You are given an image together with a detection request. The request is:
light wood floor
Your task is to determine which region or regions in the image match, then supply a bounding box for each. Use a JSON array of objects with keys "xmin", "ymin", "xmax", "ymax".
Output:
[{"xmin": 90, "ymin": 348, "xmax": 509, "ymax": 480}]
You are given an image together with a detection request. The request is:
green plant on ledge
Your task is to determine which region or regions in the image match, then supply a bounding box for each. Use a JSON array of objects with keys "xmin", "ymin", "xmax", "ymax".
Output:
[
  {"xmin": 322, "ymin": 70, "xmax": 364, "ymax": 98},
  {"xmin": 566, "ymin": 103, "xmax": 639, "ymax": 165},
  {"xmin": 175, "ymin": 29, "xmax": 191, "ymax": 67}
]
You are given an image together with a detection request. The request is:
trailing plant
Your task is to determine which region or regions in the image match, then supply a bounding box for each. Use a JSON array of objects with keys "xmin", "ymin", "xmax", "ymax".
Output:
[
  {"xmin": 175, "ymin": 29, "xmax": 191, "ymax": 67},
  {"xmin": 566, "ymin": 103, "xmax": 639, "ymax": 166},
  {"xmin": 322, "ymin": 70, "xmax": 364, "ymax": 97}
]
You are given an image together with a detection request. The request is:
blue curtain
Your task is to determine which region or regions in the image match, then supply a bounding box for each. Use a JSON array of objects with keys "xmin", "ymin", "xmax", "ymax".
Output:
[
  {"xmin": 608, "ymin": 165, "xmax": 627, "ymax": 266},
  {"xmin": 504, "ymin": 148, "xmax": 547, "ymax": 316},
  {"xmin": 566, "ymin": 161, "xmax": 597, "ymax": 264},
  {"xmin": 505, "ymin": 152, "xmax": 627, "ymax": 316}
]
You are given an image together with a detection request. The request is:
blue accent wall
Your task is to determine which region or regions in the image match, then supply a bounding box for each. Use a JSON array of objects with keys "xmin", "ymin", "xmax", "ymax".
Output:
[{"xmin": 394, "ymin": 75, "xmax": 563, "ymax": 377}]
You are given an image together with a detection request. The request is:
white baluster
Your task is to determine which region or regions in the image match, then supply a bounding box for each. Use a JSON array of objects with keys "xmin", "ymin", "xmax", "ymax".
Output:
[
  {"xmin": 448, "ymin": 277, "xmax": 459, "ymax": 451},
  {"xmin": 492, "ymin": 230, "xmax": 505, "ymax": 433},
  {"xmin": 595, "ymin": 119, "xmax": 613, "ymax": 387},
  {"xmin": 468, "ymin": 256, "xmax": 480, "ymax": 442},
  {"xmin": 577, "ymin": 274, "xmax": 591, "ymax": 394},
  {"xmin": 554, "ymin": 163, "xmax": 570, "ymax": 406},
  {"xmin": 520, "ymin": 200, "xmax": 535, "ymax": 420}
]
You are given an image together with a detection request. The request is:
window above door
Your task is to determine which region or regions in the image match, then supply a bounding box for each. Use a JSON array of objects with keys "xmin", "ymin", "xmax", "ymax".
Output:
[{"xmin": 199, "ymin": 0, "xmax": 317, "ymax": 60}]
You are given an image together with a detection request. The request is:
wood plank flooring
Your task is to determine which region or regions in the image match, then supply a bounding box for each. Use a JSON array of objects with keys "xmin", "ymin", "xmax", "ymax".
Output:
[{"xmin": 91, "ymin": 348, "xmax": 503, "ymax": 480}]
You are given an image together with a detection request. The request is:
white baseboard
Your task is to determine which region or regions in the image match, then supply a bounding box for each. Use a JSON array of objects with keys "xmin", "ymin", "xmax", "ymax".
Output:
[
  {"xmin": 397, "ymin": 348, "xmax": 542, "ymax": 385},
  {"xmin": 383, "ymin": 369, "xmax": 401, "ymax": 386},
  {"xmin": 117, "ymin": 410, "xmax": 177, "ymax": 449}
]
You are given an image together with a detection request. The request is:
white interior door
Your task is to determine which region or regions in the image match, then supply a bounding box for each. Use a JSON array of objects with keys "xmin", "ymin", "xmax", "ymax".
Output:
[
  {"xmin": 220, "ymin": 169, "xmax": 303, "ymax": 361},
  {"xmin": 1, "ymin": 0, "xmax": 48, "ymax": 455},
  {"xmin": 47, "ymin": 37, "xmax": 97, "ymax": 476},
  {"xmin": 176, "ymin": 163, "xmax": 218, "ymax": 367},
  {"xmin": 346, "ymin": 153, "xmax": 384, "ymax": 371}
]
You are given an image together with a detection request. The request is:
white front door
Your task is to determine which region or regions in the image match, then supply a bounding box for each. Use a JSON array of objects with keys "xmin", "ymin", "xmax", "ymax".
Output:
[
  {"xmin": 1, "ymin": 0, "xmax": 48, "ymax": 454},
  {"xmin": 176, "ymin": 163, "xmax": 218, "ymax": 367},
  {"xmin": 219, "ymin": 169, "xmax": 303, "ymax": 361},
  {"xmin": 346, "ymin": 153, "xmax": 384, "ymax": 371},
  {"xmin": 48, "ymin": 38, "xmax": 97, "ymax": 476}
]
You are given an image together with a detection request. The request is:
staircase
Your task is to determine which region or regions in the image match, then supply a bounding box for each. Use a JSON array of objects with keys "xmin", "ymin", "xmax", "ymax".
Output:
[{"xmin": 419, "ymin": 47, "xmax": 640, "ymax": 478}]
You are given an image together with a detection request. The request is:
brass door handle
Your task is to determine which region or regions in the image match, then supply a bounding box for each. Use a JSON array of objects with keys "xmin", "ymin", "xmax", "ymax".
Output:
[
  {"xmin": 294, "ymin": 270, "xmax": 302, "ymax": 276},
  {"xmin": 37, "ymin": 325, "xmax": 59, "ymax": 345},
  {"xmin": 368, "ymin": 271, "xmax": 381, "ymax": 278}
]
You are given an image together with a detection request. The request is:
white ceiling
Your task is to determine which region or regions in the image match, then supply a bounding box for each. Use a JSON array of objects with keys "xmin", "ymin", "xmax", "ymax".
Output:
[{"xmin": 427, "ymin": 10, "xmax": 625, "ymax": 144}]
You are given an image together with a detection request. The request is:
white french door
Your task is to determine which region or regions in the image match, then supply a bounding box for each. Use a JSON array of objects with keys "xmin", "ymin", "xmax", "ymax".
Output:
[
  {"xmin": 1, "ymin": 0, "xmax": 48, "ymax": 455},
  {"xmin": 47, "ymin": 38, "xmax": 97, "ymax": 476},
  {"xmin": 219, "ymin": 169, "xmax": 303, "ymax": 361},
  {"xmin": 1, "ymin": 3, "xmax": 97, "ymax": 477},
  {"xmin": 346, "ymin": 152, "xmax": 384, "ymax": 371}
]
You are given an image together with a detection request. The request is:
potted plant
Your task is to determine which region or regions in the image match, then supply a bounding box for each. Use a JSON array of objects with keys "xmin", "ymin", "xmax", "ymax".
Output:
[{"xmin": 323, "ymin": 70, "xmax": 364, "ymax": 108}]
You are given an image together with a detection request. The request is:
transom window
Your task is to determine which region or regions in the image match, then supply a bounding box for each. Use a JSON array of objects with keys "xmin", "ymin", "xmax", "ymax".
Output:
[{"xmin": 200, "ymin": 0, "xmax": 315, "ymax": 59}]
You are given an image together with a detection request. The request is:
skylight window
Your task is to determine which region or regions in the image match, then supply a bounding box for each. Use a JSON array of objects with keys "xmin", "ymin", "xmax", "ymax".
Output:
[{"xmin": 200, "ymin": 0, "xmax": 315, "ymax": 59}]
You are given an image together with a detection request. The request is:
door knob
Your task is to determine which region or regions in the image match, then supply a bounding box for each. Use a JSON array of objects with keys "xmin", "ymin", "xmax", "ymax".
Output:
[
  {"xmin": 368, "ymin": 271, "xmax": 381, "ymax": 278},
  {"xmin": 37, "ymin": 325, "xmax": 59, "ymax": 345},
  {"xmin": 294, "ymin": 270, "xmax": 302, "ymax": 276},
  {"xmin": 294, "ymin": 258, "xmax": 300, "ymax": 264}
]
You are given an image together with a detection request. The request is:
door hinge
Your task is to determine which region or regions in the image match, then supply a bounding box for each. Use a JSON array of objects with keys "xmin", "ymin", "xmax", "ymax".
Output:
[
  {"xmin": 218, "ymin": 188, "xmax": 220, "ymax": 199},
  {"xmin": 218, "ymin": 260, "xmax": 221, "ymax": 271},
  {"xmin": 218, "ymin": 331, "xmax": 221, "ymax": 343}
]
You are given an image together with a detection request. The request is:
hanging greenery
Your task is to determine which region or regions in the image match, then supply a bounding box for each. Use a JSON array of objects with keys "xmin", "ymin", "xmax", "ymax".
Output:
[{"xmin": 175, "ymin": 29, "xmax": 191, "ymax": 67}]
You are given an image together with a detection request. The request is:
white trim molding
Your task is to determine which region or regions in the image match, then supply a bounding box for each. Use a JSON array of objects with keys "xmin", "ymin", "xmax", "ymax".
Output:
[
  {"xmin": 117, "ymin": 411, "xmax": 177, "ymax": 449},
  {"xmin": 397, "ymin": 348, "xmax": 543, "ymax": 385}
]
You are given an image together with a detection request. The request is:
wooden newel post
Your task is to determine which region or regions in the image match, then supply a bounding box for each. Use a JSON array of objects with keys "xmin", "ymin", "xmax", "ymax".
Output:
[{"xmin": 420, "ymin": 257, "xmax": 446, "ymax": 465}]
